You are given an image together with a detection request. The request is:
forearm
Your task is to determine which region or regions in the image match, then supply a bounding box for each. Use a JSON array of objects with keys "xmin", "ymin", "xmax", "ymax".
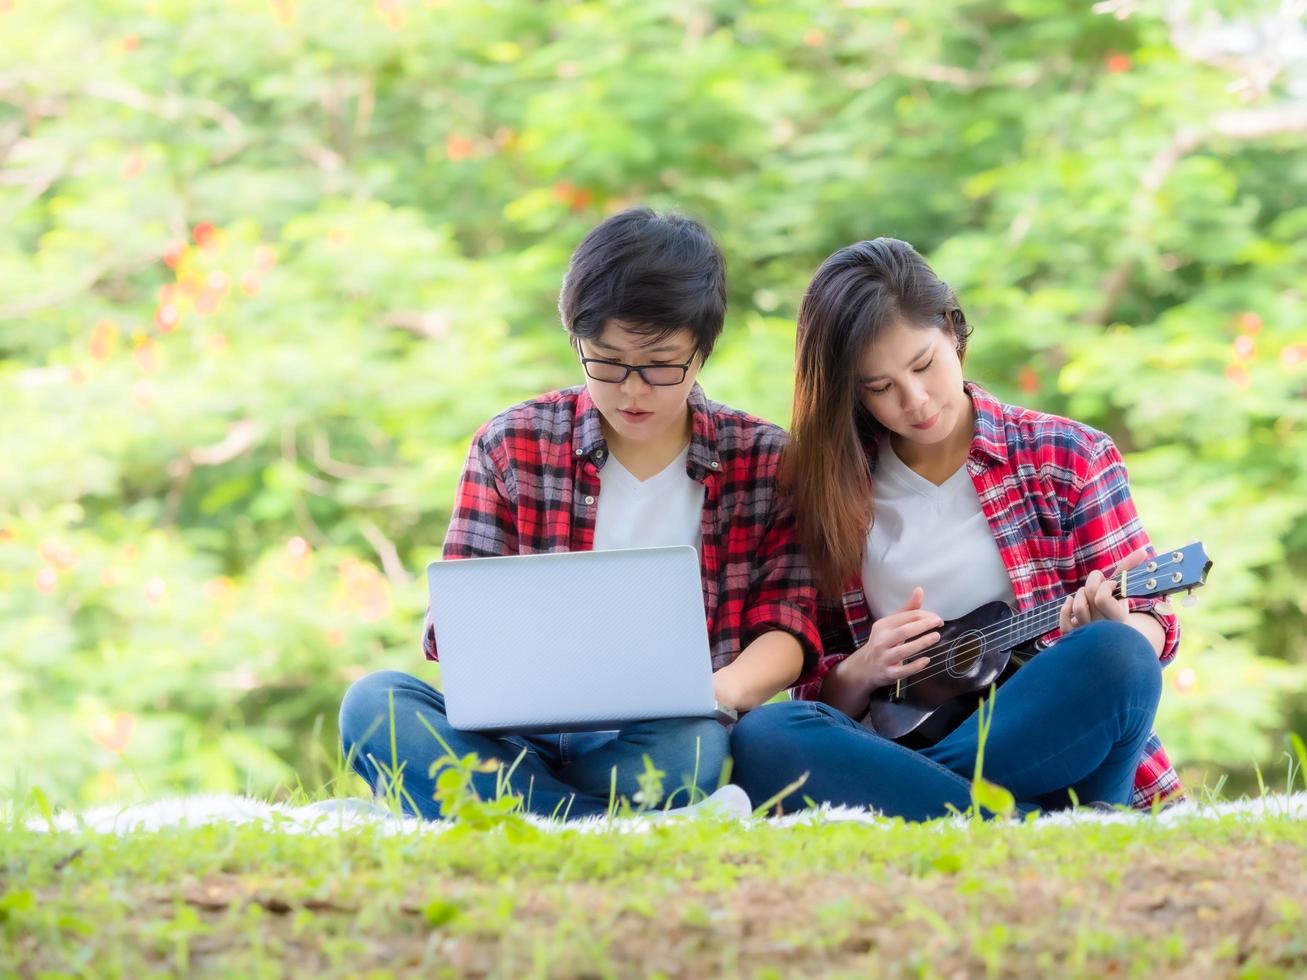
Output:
[{"xmin": 714, "ymin": 631, "xmax": 804, "ymax": 711}]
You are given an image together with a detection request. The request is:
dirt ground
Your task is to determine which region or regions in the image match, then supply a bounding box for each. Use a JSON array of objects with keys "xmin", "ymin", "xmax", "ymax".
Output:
[{"xmin": 29, "ymin": 836, "xmax": 1294, "ymax": 977}]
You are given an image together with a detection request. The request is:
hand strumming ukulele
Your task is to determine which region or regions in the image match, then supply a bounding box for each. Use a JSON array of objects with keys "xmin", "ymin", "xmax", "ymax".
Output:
[{"xmin": 862, "ymin": 542, "xmax": 1212, "ymax": 748}]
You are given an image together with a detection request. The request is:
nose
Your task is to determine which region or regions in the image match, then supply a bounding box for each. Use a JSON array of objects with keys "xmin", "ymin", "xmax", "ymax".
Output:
[
  {"xmin": 900, "ymin": 378, "xmax": 929, "ymax": 413},
  {"xmin": 619, "ymin": 369, "xmax": 653, "ymax": 396}
]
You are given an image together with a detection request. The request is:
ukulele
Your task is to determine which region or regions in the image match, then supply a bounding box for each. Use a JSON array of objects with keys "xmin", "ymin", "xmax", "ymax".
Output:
[{"xmin": 861, "ymin": 542, "xmax": 1212, "ymax": 748}]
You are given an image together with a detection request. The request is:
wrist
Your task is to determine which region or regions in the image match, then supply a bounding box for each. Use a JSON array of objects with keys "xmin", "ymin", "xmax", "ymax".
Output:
[{"xmin": 713, "ymin": 667, "xmax": 743, "ymax": 710}]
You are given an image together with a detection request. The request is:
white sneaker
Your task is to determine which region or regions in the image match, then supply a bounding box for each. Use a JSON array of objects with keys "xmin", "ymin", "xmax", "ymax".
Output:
[{"xmin": 643, "ymin": 784, "xmax": 752, "ymax": 822}]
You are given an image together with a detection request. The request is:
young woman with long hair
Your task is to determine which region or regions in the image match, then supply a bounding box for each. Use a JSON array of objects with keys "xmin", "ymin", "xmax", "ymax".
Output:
[{"xmin": 730, "ymin": 238, "xmax": 1184, "ymax": 819}]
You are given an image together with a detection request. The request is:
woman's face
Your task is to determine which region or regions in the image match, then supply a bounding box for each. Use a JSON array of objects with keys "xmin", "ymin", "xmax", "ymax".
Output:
[{"xmin": 854, "ymin": 319, "xmax": 967, "ymax": 451}]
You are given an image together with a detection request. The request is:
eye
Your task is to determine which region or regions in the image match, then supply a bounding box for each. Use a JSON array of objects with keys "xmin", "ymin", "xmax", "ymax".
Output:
[
  {"xmin": 865, "ymin": 383, "xmax": 892, "ymax": 396},
  {"xmin": 913, "ymin": 356, "xmax": 935, "ymax": 374}
]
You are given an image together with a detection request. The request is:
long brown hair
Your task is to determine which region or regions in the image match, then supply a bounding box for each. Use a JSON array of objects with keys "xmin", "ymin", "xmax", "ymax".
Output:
[{"xmin": 782, "ymin": 239, "xmax": 971, "ymax": 596}]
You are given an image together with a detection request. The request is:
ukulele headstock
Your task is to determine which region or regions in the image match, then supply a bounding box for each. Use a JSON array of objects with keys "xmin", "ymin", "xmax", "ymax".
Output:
[{"xmin": 1121, "ymin": 542, "xmax": 1212, "ymax": 601}]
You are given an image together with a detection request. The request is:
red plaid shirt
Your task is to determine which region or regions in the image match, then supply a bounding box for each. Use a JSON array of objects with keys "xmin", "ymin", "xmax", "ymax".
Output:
[
  {"xmin": 423, "ymin": 384, "xmax": 821, "ymax": 684},
  {"xmin": 795, "ymin": 383, "xmax": 1184, "ymax": 810}
]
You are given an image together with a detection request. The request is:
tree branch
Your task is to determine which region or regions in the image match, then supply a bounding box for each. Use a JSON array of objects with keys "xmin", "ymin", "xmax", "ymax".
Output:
[
  {"xmin": 310, "ymin": 431, "xmax": 397, "ymax": 482},
  {"xmin": 82, "ymin": 80, "xmax": 248, "ymax": 163},
  {"xmin": 359, "ymin": 519, "xmax": 411, "ymax": 587},
  {"xmin": 1083, "ymin": 104, "xmax": 1307, "ymax": 325}
]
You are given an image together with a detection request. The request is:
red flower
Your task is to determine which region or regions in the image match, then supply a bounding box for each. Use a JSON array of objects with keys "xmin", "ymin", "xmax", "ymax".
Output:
[
  {"xmin": 89, "ymin": 319, "xmax": 119, "ymax": 360},
  {"xmin": 192, "ymin": 222, "xmax": 217, "ymax": 248},
  {"xmin": 552, "ymin": 181, "xmax": 594, "ymax": 213},
  {"xmin": 162, "ymin": 240, "xmax": 185, "ymax": 268},
  {"xmin": 445, "ymin": 134, "xmax": 477, "ymax": 161},
  {"xmin": 91, "ymin": 713, "xmax": 137, "ymax": 754}
]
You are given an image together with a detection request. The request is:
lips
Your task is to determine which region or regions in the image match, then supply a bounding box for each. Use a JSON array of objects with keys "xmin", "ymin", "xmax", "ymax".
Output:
[
  {"xmin": 910, "ymin": 411, "xmax": 940, "ymax": 431},
  {"xmin": 619, "ymin": 409, "xmax": 653, "ymax": 423}
]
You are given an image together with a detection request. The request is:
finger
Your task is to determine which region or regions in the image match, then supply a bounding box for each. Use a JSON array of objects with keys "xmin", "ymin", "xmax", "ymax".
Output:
[
  {"xmin": 894, "ymin": 630, "xmax": 941, "ymax": 661},
  {"xmin": 881, "ymin": 631, "xmax": 941, "ymax": 669},
  {"xmin": 891, "ymin": 654, "xmax": 932, "ymax": 678},
  {"xmin": 1112, "ymin": 546, "xmax": 1151, "ymax": 577},
  {"xmin": 1072, "ymin": 587, "xmax": 1092, "ymax": 625},
  {"xmin": 885, "ymin": 616, "xmax": 944, "ymax": 649},
  {"xmin": 1060, "ymin": 595, "xmax": 1075, "ymax": 634},
  {"xmin": 1084, "ymin": 569, "xmax": 1104, "ymax": 595},
  {"xmin": 874, "ymin": 608, "xmax": 943, "ymax": 635},
  {"xmin": 1091, "ymin": 578, "xmax": 1125, "ymax": 621},
  {"xmin": 896, "ymin": 586, "xmax": 925, "ymax": 614}
]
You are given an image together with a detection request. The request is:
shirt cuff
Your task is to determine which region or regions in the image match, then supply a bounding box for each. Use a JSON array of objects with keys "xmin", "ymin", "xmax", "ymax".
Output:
[
  {"xmin": 742, "ymin": 600, "xmax": 822, "ymax": 688},
  {"xmin": 1129, "ymin": 596, "xmax": 1180, "ymax": 664}
]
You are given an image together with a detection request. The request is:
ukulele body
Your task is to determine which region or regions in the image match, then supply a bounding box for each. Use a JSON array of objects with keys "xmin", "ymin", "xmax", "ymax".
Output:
[{"xmin": 861, "ymin": 600, "xmax": 1022, "ymax": 748}]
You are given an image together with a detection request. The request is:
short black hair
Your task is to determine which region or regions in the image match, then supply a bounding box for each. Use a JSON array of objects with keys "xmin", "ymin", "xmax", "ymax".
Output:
[{"xmin": 558, "ymin": 208, "xmax": 727, "ymax": 359}]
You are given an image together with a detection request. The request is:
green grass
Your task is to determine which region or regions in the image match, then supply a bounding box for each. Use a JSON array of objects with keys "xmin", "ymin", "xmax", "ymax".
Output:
[
  {"xmin": 5, "ymin": 733, "xmax": 1305, "ymax": 976},
  {"xmin": 5, "ymin": 800, "xmax": 1307, "ymax": 978}
]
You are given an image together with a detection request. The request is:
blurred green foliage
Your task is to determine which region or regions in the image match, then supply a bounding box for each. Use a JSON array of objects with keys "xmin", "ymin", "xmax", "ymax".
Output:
[{"xmin": 2, "ymin": 0, "xmax": 1305, "ymax": 804}]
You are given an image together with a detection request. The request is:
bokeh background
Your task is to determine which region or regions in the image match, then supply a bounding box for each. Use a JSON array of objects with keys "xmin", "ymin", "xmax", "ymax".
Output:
[{"xmin": 2, "ymin": 0, "xmax": 1305, "ymax": 806}]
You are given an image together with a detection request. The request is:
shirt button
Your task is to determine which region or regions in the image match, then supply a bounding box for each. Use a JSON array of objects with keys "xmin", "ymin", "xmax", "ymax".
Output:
[
  {"xmin": 584, "ymin": 495, "xmax": 595, "ymax": 505},
  {"xmin": 595, "ymin": 450, "xmax": 605, "ymax": 459},
  {"xmin": 710, "ymin": 460, "xmax": 720, "ymax": 469},
  {"xmin": 574, "ymin": 448, "xmax": 583, "ymax": 456}
]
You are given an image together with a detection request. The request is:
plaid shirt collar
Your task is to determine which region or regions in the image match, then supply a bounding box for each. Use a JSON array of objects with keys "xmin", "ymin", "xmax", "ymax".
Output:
[
  {"xmin": 966, "ymin": 382, "xmax": 1010, "ymax": 467},
  {"xmin": 571, "ymin": 383, "xmax": 722, "ymax": 480}
]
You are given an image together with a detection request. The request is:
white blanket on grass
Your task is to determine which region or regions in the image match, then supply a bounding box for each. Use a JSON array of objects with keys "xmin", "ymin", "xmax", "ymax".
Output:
[{"xmin": 25, "ymin": 792, "xmax": 1307, "ymax": 836}]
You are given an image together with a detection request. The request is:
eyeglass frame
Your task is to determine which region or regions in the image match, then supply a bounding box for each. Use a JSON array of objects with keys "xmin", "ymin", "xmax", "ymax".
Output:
[{"xmin": 579, "ymin": 354, "xmax": 697, "ymax": 387}]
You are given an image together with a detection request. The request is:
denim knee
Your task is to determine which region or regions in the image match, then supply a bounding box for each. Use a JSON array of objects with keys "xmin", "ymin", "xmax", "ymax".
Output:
[
  {"xmin": 1069, "ymin": 621, "xmax": 1160, "ymax": 680},
  {"xmin": 339, "ymin": 669, "xmax": 429, "ymax": 750},
  {"xmin": 658, "ymin": 717, "xmax": 730, "ymax": 782},
  {"xmin": 1056, "ymin": 621, "xmax": 1162, "ymax": 717},
  {"xmin": 731, "ymin": 700, "xmax": 830, "ymax": 761}
]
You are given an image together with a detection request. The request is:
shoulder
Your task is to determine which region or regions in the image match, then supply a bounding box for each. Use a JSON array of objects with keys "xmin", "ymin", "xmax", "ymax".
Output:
[
  {"xmin": 995, "ymin": 399, "xmax": 1117, "ymax": 486},
  {"xmin": 474, "ymin": 388, "xmax": 580, "ymax": 451},
  {"xmin": 704, "ymin": 396, "xmax": 788, "ymax": 478},
  {"xmin": 1003, "ymin": 401, "xmax": 1110, "ymax": 455}
]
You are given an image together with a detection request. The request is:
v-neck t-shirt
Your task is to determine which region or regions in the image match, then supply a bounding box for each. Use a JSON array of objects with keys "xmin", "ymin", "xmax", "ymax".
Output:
[
  {"xmin": 592, "ymin": 445, "xmax": 705, "ymax": 552},
  {"xmin": 861, "ymin": 439, "xmax": 1015, "ymax": 622}
]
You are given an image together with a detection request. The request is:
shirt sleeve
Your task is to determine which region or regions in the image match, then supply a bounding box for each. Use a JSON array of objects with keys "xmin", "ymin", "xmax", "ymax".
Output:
[
  {"xmin": 422, "ymin": 431, "xmax": 520, "ymax": 661},
  {"xmin": 790, "ymin": 591, "xmax": 863, "ymax": 701},
  {"xmin": 739, "ymin": 496, "xmax": 823, "ymax": 691},
  {"xmin": 1061, "ymin": 437, "xmax": 1181, "ymax": 663}
]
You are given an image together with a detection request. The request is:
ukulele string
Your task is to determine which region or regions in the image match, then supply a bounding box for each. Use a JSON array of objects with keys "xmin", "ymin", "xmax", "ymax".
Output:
[
  {"xmin": 889, "ymin": 577, "xmax": 1133, "ymax": 693},
  {"xmin": 889, "ymin": 571, "xmax": 1177, "ymax": 693}
]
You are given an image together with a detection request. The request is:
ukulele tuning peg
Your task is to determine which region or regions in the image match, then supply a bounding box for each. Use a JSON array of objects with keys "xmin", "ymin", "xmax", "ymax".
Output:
[{"xmin": 1182, "ymin": 590, "xmax": 1198, "ymax": 608}]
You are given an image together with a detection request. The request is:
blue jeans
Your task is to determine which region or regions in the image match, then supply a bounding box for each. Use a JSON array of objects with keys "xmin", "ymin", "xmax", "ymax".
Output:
[
  {"xmin": 339, "ymin": 670, "xmax": 729, "ymax": 820},
  {"xmin": 731, "ymin": 621, "xmax": 1162, "ymax": 820}
]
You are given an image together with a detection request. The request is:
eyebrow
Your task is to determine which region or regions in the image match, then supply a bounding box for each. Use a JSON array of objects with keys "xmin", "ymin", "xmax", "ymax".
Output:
[
  {"xmin": 590, "ymin": 338, "xmax": 687, "ymax": 356},
  {"xmin": 858, "ymin": 341, "xmax": 934, "ymax": 383}
]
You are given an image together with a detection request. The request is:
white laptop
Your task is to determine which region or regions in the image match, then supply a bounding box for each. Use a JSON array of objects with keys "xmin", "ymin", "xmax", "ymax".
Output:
[{"xmin": 426, "ymin": 546, "xmax": 736, "ymax": 732}]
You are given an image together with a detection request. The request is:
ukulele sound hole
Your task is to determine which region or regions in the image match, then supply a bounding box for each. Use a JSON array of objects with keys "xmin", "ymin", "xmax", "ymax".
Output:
[{"xmin": 946, "ymin": 631, "xmax": 984, "ymax": 678}]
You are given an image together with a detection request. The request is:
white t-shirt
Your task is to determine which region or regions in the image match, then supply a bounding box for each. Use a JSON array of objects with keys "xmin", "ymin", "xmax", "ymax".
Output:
[
  {"xmin": 592, "ymin": 445, "xmax": 705, "ymax": 552},
  {"xmin": 862, "ymin": 439, "xmax": 1015, "ymax": 622}
]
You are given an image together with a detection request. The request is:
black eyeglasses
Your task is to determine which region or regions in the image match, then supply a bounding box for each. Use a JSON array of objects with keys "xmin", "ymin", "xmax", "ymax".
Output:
[{"xmin": 580, "ymin": 356, "xmax": 694, "ymax": 387}]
